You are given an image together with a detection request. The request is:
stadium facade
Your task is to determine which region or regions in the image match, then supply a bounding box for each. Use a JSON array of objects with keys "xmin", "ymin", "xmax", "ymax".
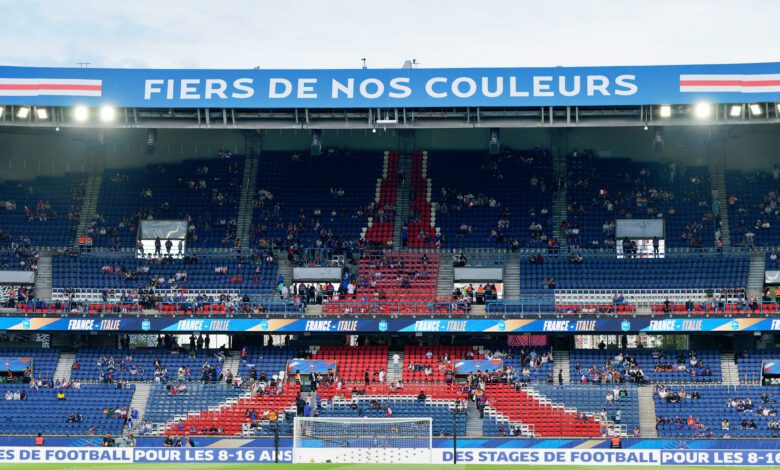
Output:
[{"xmin": 0, "ymin": 61, "xmax": 780, "ymax": 465}]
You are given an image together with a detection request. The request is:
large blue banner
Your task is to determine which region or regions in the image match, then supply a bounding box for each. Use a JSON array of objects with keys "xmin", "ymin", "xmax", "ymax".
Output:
[
  {"xmin": 453, "ymin": 359, "xmax": 503, "ymax": 373},
  {"xmin": 1, "ymin": 62, "xmax": 780, "ymax": 108},
  {"xmin": 0, "ymin": 357, "xmax": 31, "ymax": 372},
  {"xmin": 3, "ymin": 316, "xmax": 780, "ymax": 333},
  {"xmin": 286, "ymin": 359, "xmax": 336, "ymax": 375}
]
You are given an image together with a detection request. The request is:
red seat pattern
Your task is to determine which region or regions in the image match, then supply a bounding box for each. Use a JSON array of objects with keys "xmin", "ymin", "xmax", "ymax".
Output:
[
  {"xmin": 651, "ymin": 303, "xmax": 771, "ymax": 315},
  {"xmin": 364, "ymin": 151, "xmax": 398, "ymax": 246},
  {"xmin": 309, "ymin": 345, "xmax": 388, "ymax": 383},
  {"xmin": 348, "ymin": 251, "xmax": 439, "ymax": 305},
  {"xmin": 407, "ymin": 151, "xmax": 436, "ymax": 248},
  {"xmin": 402, "ymin": 345, "xmax": 473, "ymax": 382},
  {"xmin": 317, "ymin": 382, "xmax": 461, "ymax": 401},
  {"xmin": 167, "ymin": 384, "xmax": 300, "ymax": 436},
  {"xmin": 17, "ymin": 302, "xmax": 143, "ymax": 314},
  {"xmin": 555, "ymin": 304, "xmax": 636, "ymax": 315},
  {"xmin": 485, "ymin": 382, "xmax": 602, "ymax": 437}
]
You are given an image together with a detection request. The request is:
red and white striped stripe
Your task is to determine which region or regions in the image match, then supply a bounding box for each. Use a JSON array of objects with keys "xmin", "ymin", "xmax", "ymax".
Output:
[
  {"xmin": 680, "ymin": 74, "xmax": 780, "ymax": 93},
  {"xmin": 0, "ymin": 78, "xmax": 102, "ymax": 97}
]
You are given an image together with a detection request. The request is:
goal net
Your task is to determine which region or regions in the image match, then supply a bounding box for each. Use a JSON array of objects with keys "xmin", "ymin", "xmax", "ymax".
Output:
[{"xmin": 293, "ymin": 417, "xmax": 433, "ymax": 464}]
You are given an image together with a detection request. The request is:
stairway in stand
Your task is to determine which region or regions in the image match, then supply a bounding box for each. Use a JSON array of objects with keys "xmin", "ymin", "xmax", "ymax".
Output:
[
  {"xmin": 465, "ymin": 400, "xmax": 483, "ymax": 437},
  {"xmin": 552, "ymin": 350, "xmax": 570, "ymax": 384},
  {"xmin": 128, "ymin": 382, "xmax": 152, "ymax": 428},
  {"xmin": 637, "ymin": 386, "xmax": 658, "ymax": 438},
  {"xmin": 53, "ymin": 352, "xmax": 76, "ymax": 382},
  {"xmin": 34, "ymin": 254, "xmax": 53, "ymax": 301}
]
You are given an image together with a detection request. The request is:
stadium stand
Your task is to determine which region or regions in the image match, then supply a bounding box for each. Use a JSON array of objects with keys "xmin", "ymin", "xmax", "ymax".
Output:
[
  {"xmin": 0, "ymin": 383, "xmax": 134, "ymax": 436},
  {"xmin": 483, "ymin": 384, "xmax": 639, "ymax": 437},
  {"xmin": 726, "ymin": 169, "xmax": 780, "ymax": 247},
  {"xmin": 51, "ymin": 253, "xmax": 279, "ymax": 303},
  {"xmin": 654, "ymin": 385, "xmax": 780, "ymax": 438},
  {"xmin": 570, "ymin": 349, "xmax": 721, "ymax": 384},
  {"xmin": 424, "ymin": 148, "xmax": 553, "ymax": 249},
  {"xmin": 70, "ymin": 348, "xmax": 229, "ymax": 383},
  {"xmin": 89, "ymin": 157, "xmax": 242, "ymax": 249},
  {"xmin": 566, "ymin": 153, "xmax": 715, "ymax": 248},
  {"xmin": 250, "ymin": 150, "xmax": 390, "ymax": 251},
  {"xmin": 0, "ymin": 174, "xmax": 86, "ymax": 248}
]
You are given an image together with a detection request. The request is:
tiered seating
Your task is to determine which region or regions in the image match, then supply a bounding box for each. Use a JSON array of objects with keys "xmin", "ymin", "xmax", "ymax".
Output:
[
  {"xmin": 0, "ymin": 251, "xmax": 38, "ymax": 271},
  {"xmin": 17, "ymin": 302, "xmax": 143, "ymax": 314},
  {"xmin": 318, "ymin": 397, "xmax": 466, "ymax": 436},
  {"xmin": 655, "ymin": 385, "xmax": 780, "ymax": 437},
  {"xmin": 726, "ymin": 170, "xmax": 780, "ymax": 246},
  {"xmin": 317, "ymin": 382, "xmax": 459, "ymax": 401},
  {"xmin": 71, "ymin": 348, "xmax": 227, "ymax": 382},
  {"xmin": 501, "ymin": 348, "xmax": 555, "ymax": 383},
  {"xmin": 144, "ymin": 382, "xmax": 246, "ymax": 430},
  {"xmin": 425, "ymin": 148, "xmax": 553, "ymax": 248},
  {"xmin": 251, "ymin": 151, "xmax": 386, "ymax": 247},
  {"xmin": 166, "ymin": 383, "xmax": 299, "ymax": 435},
  {"xmin": 405, "ymin": 151, "xmax": 436, "ymax": 248},
  {"xmin": 736, "ymin": 350, "xmax": 780, "ymax": 383},
  {"xmin": 520, "ymin": 253, "xmax": 749, "ymax": 290},
  {"xmin": 363, "ymin": 151, "xmax": 398, "ymax": 246},
  {"xmin": 92, "ymin": 158, "xmax": 242, "ymax": 248},
  {"xmin": 0, "ymin": 348, "xmax": 59, "ymax": 378},
  {"xmin": 0, "ymin": 174, "xmax": 86, "ymax": 247},
  {"xmin": 308, "ymin": 345, "xmax": 388, "ymax": 383},
  {"xmin": 483, "ymin": 384, "xmax": 639, "ymax": 436},
  {"xmin": 651, "ymin": 301, "xmax": 768, "ymax": 316},
  {"xmin": 323, "ymin": 251, "xmax": 438, "ymax": 314},
  {"xmin": 0, "ymin": 383, "xmax": 133, "ymax": 435},
  {"xmin": 403, "ymin": 345, "xmax": 473, "ymax": 382},
  {"xmin": 237, "ymin": 347, "xmax": 297, "ymax": 380},
  {"xmin": 52, "ymin": 254, "xmax": 278, "ymax": 300},
  {"xmin": 567, "ymin": 155, "xmax": 714, "ymax": 248},
  {"xmin": 570, "ymin": 349, "xmax": 721, "ymax": 383},
  {"xmin": 484, "ymin": 382, "xmax": 603, "ymax": 437}
]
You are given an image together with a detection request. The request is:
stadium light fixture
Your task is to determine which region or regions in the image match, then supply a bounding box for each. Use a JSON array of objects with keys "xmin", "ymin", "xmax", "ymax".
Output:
[
  {"xmin": 35, "ymin": 108, "xmax": 48, "ymax": 120},
  {"xmin": 659, "ymin": 105, "xmax": 672, "ymax": 118},
  {"xmin": 729, "ymin": 105, "xmax": 742, "ymax": 117},
  {"xmin": 749, "ymin": 103, "xmax": 762, "ymax": 116},
  {"xmin": 16, "ymin": 106, "xmax": 30, "ymax": 119},
  {"xmin": 694, "ymin": 102, "xmax": 712, "ymax": 119},
  {"xmin": 100, "ymin": 105, "xmax": 116, "ymax": 122},
  {"xmin": 73, "ymin": 105, "xmax": 89, "ymax": 122}
]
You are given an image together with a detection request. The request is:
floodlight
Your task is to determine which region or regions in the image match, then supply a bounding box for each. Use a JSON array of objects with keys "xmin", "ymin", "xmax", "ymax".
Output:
[
  {"xmin": 729, "ymin": 105, "xmax": 742, "ymax": 117},
  {"xmin": 694, "ymin": 102, "xmax": 712, "ymax": 119},
  {"xmin": 35, "ymin": 108, "xmax": 48, "ymax": 120},
  {"xmin": 749, "ymin": 103, "xmax": 762, "ymax": 116},
  {"xmin": 100, "ymin": 105, "xmax": 116, "ymax": 122},
  {"xmin": 16, "ymin": 107, "xmax": 30, "ymax": 119},
  {"xmin": 74, "ymin": 106, "xmax": 89, "ymax": 122},
  {"xmin": 659, "ymin": 105, "xmax": 671, "ymax": 118}
]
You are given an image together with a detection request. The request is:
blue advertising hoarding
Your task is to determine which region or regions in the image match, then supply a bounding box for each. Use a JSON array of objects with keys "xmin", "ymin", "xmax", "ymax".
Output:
[
  {"xmin": 1, "ymin": 62, "xmax": 780, "ymax": 108},
  {"xmin": 2, "ymin": 316, "xmax": 780, "ymax": 333},
  {"xmin": 286, "ymin": 359, "xmax": 337, "ymax": 375}
]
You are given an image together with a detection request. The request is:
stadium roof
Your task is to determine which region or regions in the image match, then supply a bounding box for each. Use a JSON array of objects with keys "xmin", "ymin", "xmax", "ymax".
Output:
[{"xmin": 0, "ymin": 63, "xmax": 779, "ymax": 129}]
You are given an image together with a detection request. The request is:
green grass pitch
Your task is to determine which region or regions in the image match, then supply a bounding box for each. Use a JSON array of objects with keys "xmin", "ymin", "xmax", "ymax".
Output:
[{"xmin": 4, "ymin": 465, "xmax": 780, "ymax": 470}]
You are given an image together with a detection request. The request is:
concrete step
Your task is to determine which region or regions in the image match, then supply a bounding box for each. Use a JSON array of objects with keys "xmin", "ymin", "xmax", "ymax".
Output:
[
  {"xmin": 637, "ymin": 386, "xmax": 658, "ymax": 438},
  {"xmin": 128, "ymin": 382, "xmax": 152, "ymax": 427},
  {"xmin": 386, "ymin": 351, "xmax": 403, "ymax": 384},
  {"xmin": 552, "ymin": 350, "xmax": 570, "ymax": 384},
  {"xmin": 465, "ymin": 399, "xmax": 483, "ymax": 437},
  {"xmin": 53, "ymin": 352, "xmax": 76, "ymax": 381},
  {"xmin": 720, "ymin": 353, "xmax": 741, "ymax": 385},
  {"xmin": 35, "ymin": 254, "xmax": 53, "ymax": 301},
  {"xmin": 747, "ymin": 250, "xmax": 767, "ymax": 298}
]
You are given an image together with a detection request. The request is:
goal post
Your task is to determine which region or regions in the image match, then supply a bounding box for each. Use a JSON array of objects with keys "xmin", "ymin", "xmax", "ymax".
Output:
[{"xmin": 292, "ymin": 417, "xmax": 433, "ymax": 464}]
